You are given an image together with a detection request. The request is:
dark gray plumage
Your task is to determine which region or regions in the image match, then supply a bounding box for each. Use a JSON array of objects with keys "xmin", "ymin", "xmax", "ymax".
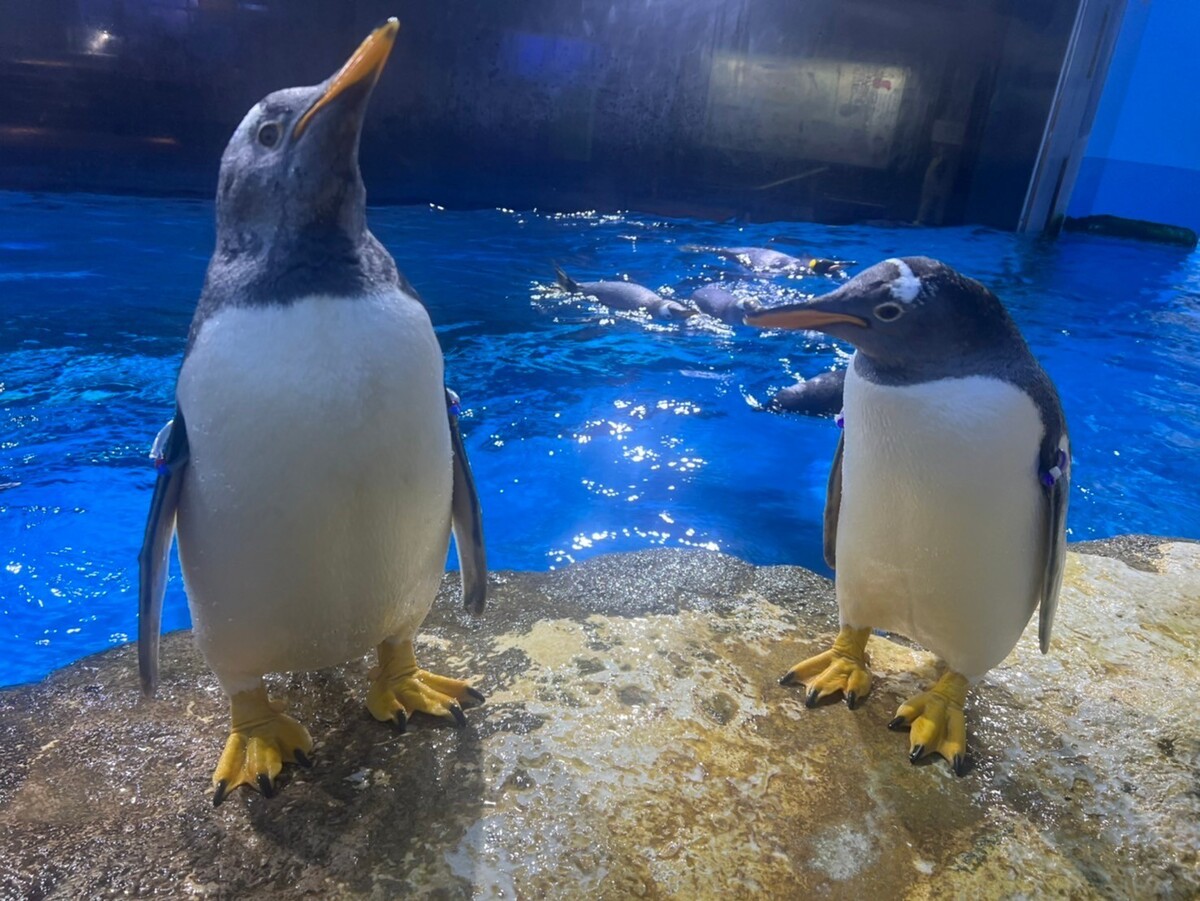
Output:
[{"xmin": 554, "ymin": 265, "xmax": 697, "ymax": 320}]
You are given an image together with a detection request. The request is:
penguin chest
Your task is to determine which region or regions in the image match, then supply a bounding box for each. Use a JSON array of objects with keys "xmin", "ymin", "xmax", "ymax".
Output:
[
  {"xmin": 836, "ymin": 367, "xmax": 1045, "ymax": 676},
  {"xmin": 175, "ymin": 292, "xmax": 452, "ymax": 684}
]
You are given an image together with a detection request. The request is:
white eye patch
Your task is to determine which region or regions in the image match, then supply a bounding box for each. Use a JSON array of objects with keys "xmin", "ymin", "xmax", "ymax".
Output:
[{"xmin": 885, "ymin": 258, "xmax": 922, "ymax": 303}]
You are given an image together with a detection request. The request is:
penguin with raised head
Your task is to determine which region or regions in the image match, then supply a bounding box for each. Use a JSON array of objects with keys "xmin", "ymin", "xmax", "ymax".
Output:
[
  {"xmin": 138, "ymin": 19, "xmax": 488, "ymax": 805},
  {"xmin": 745, "ymin": 257, "xmax": 1070, "ymax": 774}
]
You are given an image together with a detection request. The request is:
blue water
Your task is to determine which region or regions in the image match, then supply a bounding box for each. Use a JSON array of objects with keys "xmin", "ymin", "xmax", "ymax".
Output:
[{"xmin": 2, "ymin": 191, "xmax": 1199, "ymax": 687}]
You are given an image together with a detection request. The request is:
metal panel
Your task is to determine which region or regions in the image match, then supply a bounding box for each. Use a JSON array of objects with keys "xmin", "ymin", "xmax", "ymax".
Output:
[{"xmin": 1018, "ymin": 0, "xmax": 1128, "ymax": 233}]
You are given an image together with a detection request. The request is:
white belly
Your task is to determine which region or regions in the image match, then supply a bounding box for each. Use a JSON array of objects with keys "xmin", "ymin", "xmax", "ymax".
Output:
[
  {"xmin": 175, "ymin": 292, "xmax": 452, "ymax": 691},
  {"xmin": 836, "ymin": 362, "xmax": 1044, "ymax": 677}
]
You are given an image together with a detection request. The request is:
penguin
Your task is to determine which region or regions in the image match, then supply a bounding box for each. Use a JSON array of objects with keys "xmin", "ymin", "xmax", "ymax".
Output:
[
  {"xmin": 684, "ymin": 245, "xmax": 853, "ymax": 277},
  {"xmin": 767, "ymin": 368, "xmax": 846, "ymax": 417},
  {"xmin": 554, "ymin": 265, "xmax": 697, "ymax": 320},
  {"xmin": 744, "ymin": 257, "xmax": 1070, "ymax": 775},
  {"xmin": 137, "ymin": 19, "xmax": 488, "ymax": 805},
  {"xmin": 689, "ymin": 284, "xmax": 764, "ymax": 324}
]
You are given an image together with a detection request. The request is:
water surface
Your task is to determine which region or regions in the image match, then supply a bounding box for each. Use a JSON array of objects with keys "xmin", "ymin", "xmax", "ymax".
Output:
[{"xmin": 2, "ymin": 192, "xmax": 1198, "ymax": 686}]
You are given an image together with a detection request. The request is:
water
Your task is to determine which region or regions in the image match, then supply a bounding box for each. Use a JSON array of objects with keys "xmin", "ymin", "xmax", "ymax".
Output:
[{"xmin": 2, "ymin": 191, "xmax": 1198, "ymax": 688}]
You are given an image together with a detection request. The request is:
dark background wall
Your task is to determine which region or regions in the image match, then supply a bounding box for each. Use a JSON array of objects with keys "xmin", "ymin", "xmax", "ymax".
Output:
[{"xmin": 0, "ymin": 0, "xmax": 1080, "ymax": 226}]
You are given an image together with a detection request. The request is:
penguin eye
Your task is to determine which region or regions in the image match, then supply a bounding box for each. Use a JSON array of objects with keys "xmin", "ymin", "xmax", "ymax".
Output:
[
  {"xmin": 257, "ymin": 121, "xmax": 282, "ymax": 148},
  {"xmin": 873, "ymin": 302, "xmax": 904, "ymax": 322}
]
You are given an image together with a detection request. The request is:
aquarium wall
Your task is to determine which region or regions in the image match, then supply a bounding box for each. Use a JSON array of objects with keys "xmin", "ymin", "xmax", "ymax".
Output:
[
  {"xmin": 0, "ymin": 0, "xmax": 1083, "ymax": 227},
  {"xmin": 1067, "ymin": 0, "xmax": 1200, "ymax": 233}
]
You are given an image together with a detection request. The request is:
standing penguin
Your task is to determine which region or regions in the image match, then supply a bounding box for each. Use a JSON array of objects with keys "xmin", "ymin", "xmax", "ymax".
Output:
[
  {"xmin": 745, "ymin": 258, "xmax": 1069, "ymax": 774},
  {"xmin": 138, "ymin": 19, "xmax": 488, "ymax": 805}
]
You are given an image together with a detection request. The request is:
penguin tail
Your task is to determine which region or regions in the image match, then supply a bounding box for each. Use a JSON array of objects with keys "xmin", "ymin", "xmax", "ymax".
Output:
[{"xmin": 553, "ymin": 263, "xmax": 580, "ymax": 294}]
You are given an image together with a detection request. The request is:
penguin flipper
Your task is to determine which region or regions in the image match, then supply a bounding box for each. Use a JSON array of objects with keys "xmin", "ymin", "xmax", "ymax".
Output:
[
  {"xmin": 823, "ymin": 432, "xmax": 844, "ymax": 569},
  {"xmin": 447, "ymin": 389, "xmax": 487, "ymax": 614},
  {"xmin": 1038, "ymin": 438, "xmax": 1070, "ymax": 653},
  {"xmin": 137, "ymin": 411, "xmax": 190, "ymax": 697}
]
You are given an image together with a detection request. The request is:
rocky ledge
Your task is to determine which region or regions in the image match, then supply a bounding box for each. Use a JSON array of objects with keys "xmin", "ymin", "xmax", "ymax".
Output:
[{"xmin": 1, "ymin": 537, "xmax": 1198, "ymax": 899}]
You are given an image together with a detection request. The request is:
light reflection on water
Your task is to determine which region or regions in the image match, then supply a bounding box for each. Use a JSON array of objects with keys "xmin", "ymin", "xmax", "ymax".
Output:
[{"xmin": 1, "ymin": 192, "xmax": 1199, "ymax": 686}]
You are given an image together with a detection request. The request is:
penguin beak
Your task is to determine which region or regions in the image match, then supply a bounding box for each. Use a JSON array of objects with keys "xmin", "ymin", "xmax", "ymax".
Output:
[
  {"xmin": 744, "ymin": 302, "xmax": 868, "ymax": 330},
  {"xmin": 293, "ymin": 18, "xmax": 400, "ymax": 140}
]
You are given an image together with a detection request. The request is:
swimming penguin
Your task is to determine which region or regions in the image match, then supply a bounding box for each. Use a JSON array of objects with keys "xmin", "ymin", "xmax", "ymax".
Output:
[
  {"xmin": 689, "ymin": 284, "xmax": 764, "ymax": 324},
  {"xmin": 685, "ymin": 245, "xmax": 852, "ymax": 277},
  {"xmin": 554, "ymin": 265, "xmax": 697, "ymax": 320},
  {"xmin": 138, "ymin": 19, "xmax": 488, "ymax": 805},
  {"xmin": 767, "ymin": 368, "xmax": 845, "ymax": 417},
  {"xmin": 745, "ymin": 257, "xmax": 1069, "ymax": 775}
]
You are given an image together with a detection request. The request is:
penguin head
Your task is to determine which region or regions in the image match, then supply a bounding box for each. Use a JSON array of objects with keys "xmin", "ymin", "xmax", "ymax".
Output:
[
  {"xmin": 654, "ymin": 299, "xmax": 700, "ymax": 321},
  {"xmin": 744, "ymin": 257, "xmax": 1024, "ymax": 366},
  {"xmin": 212, "ymin": 19, "xmax": 399, "ymax": 260}
]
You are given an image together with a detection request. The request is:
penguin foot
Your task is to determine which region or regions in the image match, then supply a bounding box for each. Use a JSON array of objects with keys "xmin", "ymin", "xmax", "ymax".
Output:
[
  {"xmin": 366, "ymin": 639, "xmax": 484, "ymax": 731},
  {"xmin": 889, "ymin": 671, "xmax": 970, "ymax": 776},
  {"xmin": 211, "ymin": 685, "xmax": 314, "ymax": 806},
  {"xmin": 779, "ymin": 625, "xmax": 872, "ymax": 708}
]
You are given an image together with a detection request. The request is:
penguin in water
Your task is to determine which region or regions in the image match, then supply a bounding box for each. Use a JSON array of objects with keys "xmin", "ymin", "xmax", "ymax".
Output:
[
  {"xmin": 684, "ymin": 245, "xmax": 853, "ymax": 277},
  {"xmin": 138, "ymin": 19, "xmax": 488, "ymax": 805},
  {"xmin": 554, "ymin": 264, "xmax": 697, "ymax": 320},
  {"xmin": 745, "ymin": 258, "xmax": 1070, "ymax": 774},
  {"xmin": 767, "ymin": 369, "xmax": 846, "ymax": 417},
  {"xmin": 689, "ymin": 284, "xmax": 764, "ymax": 324}
]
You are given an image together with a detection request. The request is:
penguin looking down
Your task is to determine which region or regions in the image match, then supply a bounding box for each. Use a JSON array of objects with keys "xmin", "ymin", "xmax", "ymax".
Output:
[
  {"xmin": 138, "ymin": 19, "xmax": 488, "ymax": 805},
  {"xmin": 745, "ymin": 257, "xmax": 1070, "ymax": 775}
]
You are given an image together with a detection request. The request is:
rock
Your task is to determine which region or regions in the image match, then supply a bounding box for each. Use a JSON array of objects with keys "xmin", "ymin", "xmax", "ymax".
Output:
[{"xmin": 1, "ymin": 539, "xmax": 1197, "ymax": 899}]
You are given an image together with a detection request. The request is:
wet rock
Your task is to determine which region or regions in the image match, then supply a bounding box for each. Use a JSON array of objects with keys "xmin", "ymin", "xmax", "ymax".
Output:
[{"xmin": 1, "ymin": 540, "xmax": 1198, "ymax": 898}]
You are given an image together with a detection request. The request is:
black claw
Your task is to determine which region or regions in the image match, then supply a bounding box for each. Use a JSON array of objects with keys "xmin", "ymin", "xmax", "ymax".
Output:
[
  {"xmin": 393, "ymin": 710, "xmax": 408, "ymax": 734},
  {"xmin": 779, "ymin": 671, "xmax": 797, "ymax": 686},
  {"xmin": 952, "ymin": 754, "xmax": 967, "ymax": 777},
  {"xmin": 293, "ymin": 749, "xmax": 312, "ymax": 769},
  {"xmin": 212, "ymin": 780, "xmax": 229, "ymax": 808},
  {"xmin": 804, "ymin": 688, "xmax": 820, "ymax": 709},
  {"xmin": 888, "ymin": 716, "xmax": 908, "ymax": 731},
  {"xmin": 909, "ymin": 744, "xmax": 925, "ymax": 764},
  {"xmin": 257, "ymin": 773, "xmax": 275, "ymax": 798},
  {"xmin": 845, "ymin": 691, "xmax": 857, "ymax": 710},
  {"xmin": 463, "ymin": 686, "xmax": 487, "ymax": 706},
  {"xmin": 449, "ymin": 703, "xmax": 467, "ymax": 728}
]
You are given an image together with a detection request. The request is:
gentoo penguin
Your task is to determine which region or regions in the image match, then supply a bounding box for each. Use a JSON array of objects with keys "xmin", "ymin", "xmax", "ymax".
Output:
[
  {"xmin": 689, "ymin": 284, "xmax": 764, "ymax": 324},
  {"xmin": 685, "ymin": 245, "xmax": 853, "ymax": 277},
  {"xmin": 745, "ymin": 257, "xmax": 1069, "ymax": 775},
  {"xmin": 554, "ymin": 265, "xmax": 697, "ymax": 320},
  {"xmin": 138, "ymin": 19, "xmax": 488, "ymax": 805},
  {"xmin": 767, "ymin": 368, "xmax": 846, "ymax": 417}
]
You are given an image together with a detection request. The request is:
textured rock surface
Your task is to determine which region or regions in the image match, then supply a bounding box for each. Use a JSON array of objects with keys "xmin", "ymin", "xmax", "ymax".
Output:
[{"xmin": 1, "ymin": 539, "xmax": 1197, "ymax": 899}]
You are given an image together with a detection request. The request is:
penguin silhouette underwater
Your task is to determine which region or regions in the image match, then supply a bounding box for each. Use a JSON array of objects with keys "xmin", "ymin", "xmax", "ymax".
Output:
[
  {"xmin": 138, "ymin": 19, "xmax": 488, "ymax": 805},
  {"xmin": 747, "ymin": 257, "xmax": 1070, "ymax": 774}
]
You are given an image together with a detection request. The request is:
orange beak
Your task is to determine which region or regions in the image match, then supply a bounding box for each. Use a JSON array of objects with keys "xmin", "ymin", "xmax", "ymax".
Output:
[
  {"xmin": 744, "ymin": 307, "xmax": 868, "ymax": 330},
  {"xmin": 293, "ymin": 18, "xmax": 400, "ymax": 140}
]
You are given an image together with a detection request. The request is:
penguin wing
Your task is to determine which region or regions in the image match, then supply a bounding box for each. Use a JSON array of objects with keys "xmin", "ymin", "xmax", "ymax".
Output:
[
  {"xmin": 1038, "ymin": 432, "xmax": 1070, "ymax": 653},
  {"xmin": 823, "ymin": 432, "xmax": 844, "ymax": 569},
  {"xmin": 447, "ymin": 389, "xmax": 487, "ymax": 614},
  {"xmin": 137, "ymin": 411, "xmax": 190, "ymax": 697}
]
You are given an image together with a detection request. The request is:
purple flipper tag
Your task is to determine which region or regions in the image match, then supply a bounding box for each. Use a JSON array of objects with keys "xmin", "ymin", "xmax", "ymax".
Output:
[{"xmin": 835, "ymin": 410, "xmax": 845, "ymax": 429}]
